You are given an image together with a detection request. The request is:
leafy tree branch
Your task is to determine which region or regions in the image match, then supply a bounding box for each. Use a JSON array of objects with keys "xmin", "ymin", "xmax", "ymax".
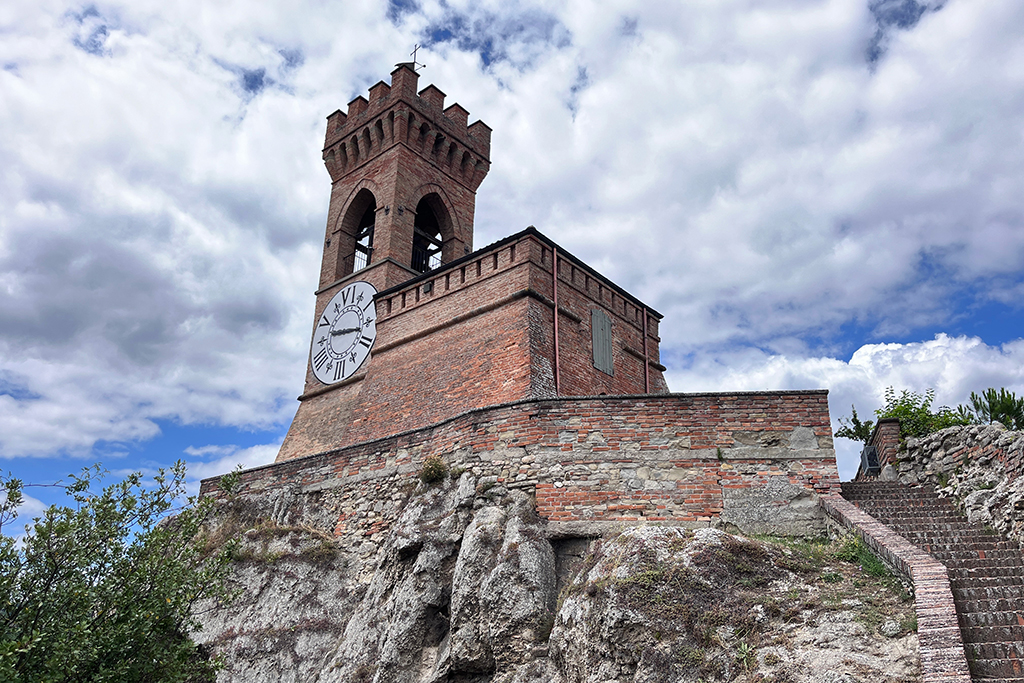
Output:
[{"xmin": 0, "ymin": 462, "xmax": 235, "ymax": 682}]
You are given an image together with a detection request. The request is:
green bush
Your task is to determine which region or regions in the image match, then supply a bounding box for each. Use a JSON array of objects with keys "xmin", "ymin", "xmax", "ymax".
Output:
[
  {"xmin": 418, "ymin": 455, "xmax": 448, "ymax": 484},
  {"xmin": 835, "ymin": 386, "xmax": 971, "ymax": 442},
  {"xmin": 0, "ymin": 463, "xmax": 234, "ymax": 682},
  {"xmin": 876, "ymin": 387, "xmax": 970, "ymax": 439},
  {"xmin": 965, "ymin": 388, "xmax": 1024, "ymax": 431}
]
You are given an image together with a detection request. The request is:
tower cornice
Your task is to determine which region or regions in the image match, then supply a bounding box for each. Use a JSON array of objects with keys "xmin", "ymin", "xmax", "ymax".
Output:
[{"xmin": 322, "ymin": 64, "xmax": 490, "ymax": 189}]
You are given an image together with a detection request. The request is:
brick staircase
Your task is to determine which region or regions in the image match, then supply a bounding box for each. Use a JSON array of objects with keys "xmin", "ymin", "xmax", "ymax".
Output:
[{"xmin": 841, "ymin": 481, "xmax": 1024, "ymax": 681}]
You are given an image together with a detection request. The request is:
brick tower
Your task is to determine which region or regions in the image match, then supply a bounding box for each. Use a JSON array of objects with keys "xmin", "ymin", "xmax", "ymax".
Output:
[
  {"xmin": 277, "ymin": 66, "xmax": 668, "ymax": 462},
  {"xmin": 319, "ymin": 62, "xmax": 491, "ymax": 293}
]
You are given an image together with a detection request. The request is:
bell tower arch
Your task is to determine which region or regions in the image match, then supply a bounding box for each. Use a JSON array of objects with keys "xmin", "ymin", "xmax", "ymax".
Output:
[{"xmin": 319, "ymin": 63, "xmax": 491, "ymax": 292}]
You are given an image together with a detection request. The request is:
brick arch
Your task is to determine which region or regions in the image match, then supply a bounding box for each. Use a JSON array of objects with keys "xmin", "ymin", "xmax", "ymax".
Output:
[
  {"xmin": 333, "ymin": 179, "xmax": 382, "ymax": 279},
  {"xmin": 408, "ymin": 183, "xmax": 463, "ymax": 265}
]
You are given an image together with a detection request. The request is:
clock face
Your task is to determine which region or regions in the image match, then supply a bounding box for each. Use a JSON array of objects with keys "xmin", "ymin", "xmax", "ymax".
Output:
[{"xmin": 311, "ymin": 280, "xmax": 378, "ymax": 384}]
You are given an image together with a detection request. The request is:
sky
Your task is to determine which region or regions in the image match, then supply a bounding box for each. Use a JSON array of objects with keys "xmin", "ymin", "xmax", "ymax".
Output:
[{"xmin": 2, "ymin": 0, "xmax": 1024, "ymax": 524}]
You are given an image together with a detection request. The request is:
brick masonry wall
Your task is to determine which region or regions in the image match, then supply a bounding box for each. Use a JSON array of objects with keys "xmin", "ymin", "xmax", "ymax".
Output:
[
  {"xmin": 278, "ymin": 230, "xmax": 672, "ymax": 461},
  {"xmin": 820, "ymin": 496, "xmax": 972, "ymax": 683},
  {"xmin": 526, "ymin": 238, "xmax": 668, "ymax": 397},
  {"xmin": 870, "ymin": 418, "xmax": 901, "ymax": 472},
  {"xmin": 210, "ymin": 392, "xmax": 839, "ymax": 544}
]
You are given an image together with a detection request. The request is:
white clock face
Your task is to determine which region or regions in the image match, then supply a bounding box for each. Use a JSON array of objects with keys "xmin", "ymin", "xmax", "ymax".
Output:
[{"xmin": 311, "ymin": 280, "xmax": 378, "ymax": 384}]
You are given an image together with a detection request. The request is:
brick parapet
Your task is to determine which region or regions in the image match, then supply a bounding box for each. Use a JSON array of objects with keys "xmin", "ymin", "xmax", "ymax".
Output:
[
  {"xmin": 210, "ymin": 392, "xmax": 839, "ymax": 539},
  {"xmin": 323, "ymin": 64, "xmax": 490, "ymax": 189},
  {"xmin": 819, "ymin": 496, "xmax": 971, "ymax": 683},
  {"xmin": 372, "ymin": 228, "xmax": 664, "ymax": 366},
  {"xmin": 873, "ymin": 418, "xmax": 901, "ymax": 470}
]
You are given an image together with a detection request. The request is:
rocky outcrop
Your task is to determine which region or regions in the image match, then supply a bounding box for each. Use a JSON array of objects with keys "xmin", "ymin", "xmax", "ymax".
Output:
[
  {"xmin": 885, "ymin": 423, "xmax": 1024, "ymax": 546},
  {"xmin": 194, "ymin": 475, "xmax": 920, "ymax": 683}
]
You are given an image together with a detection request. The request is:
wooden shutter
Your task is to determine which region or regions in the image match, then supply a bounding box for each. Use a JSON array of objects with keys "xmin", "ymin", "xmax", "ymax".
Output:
[{"xmin": 591, "ymin": 309, "xmax": 613, "ymax": 375}]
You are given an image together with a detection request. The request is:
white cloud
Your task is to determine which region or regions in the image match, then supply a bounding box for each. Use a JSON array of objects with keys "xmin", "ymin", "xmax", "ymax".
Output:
[
  {"xmin": 1, "ymin": 0, "xmax": 1023, "ymax": 465},
  {"xmin": 183, "ymin": 443, "xmax": 280, "ymax": 495},
  {"xmin": 667, "ymin": 333, "xmax": 1024, "ymax": 479}
]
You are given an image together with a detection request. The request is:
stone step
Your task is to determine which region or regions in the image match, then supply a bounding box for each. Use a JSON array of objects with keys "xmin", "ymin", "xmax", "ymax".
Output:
[
  {"xmin": 870, "ymin": 511, "xmax": 970, "ymax": 521},
  {"xmin": 884, "ymin": 528, "xmax": 995, "ymax": 536},
  {"xmin": 848, "ymin": 493, "xmax": 951, "ymax": 502},
  {"xmin": 961, "ymin": 610, "xmax": 1024, "ymax": 628},
  {"xmin": 880, "ymin": 528, "xmax": 991, "ymax": 536},
  {"xmin": 962, "ymin": 624, "xmax": 1024, "ymax": 644},
  {"xmin": 959, "ymin": 599, "xmax": 1024, "ymax": 615},
  {"xmin": 955, "ymin": 585, "xmax": 1024, "ymax": 602},
  {"xmin": 966, "ymin": 639, "xmax": 1024, "ymax": 659},
  {"xmin": 946, "ymin": 558, "xmax": 1024, "ymax": 572},
  {"xmin": 841, "ymin": 481, "xmax": 931, "ymax": 491},
  {"xmin": 929, "ymin": 547, "xmax": 1020, "ymax": 561},
  {"xmin": 841, "ymin": 493, "xmax": 939, "ymax": 502},
  {"xmin": 900, "ymin": 531, "xmax": 1002, "ymax": 544},
  {"xmin": 951, "ymin": 575, "xmax": 1024, "ymax": 589},
  {"xmin": 970, "ymin": 657, "xmax": 1024, "ymax": 679},
  {"xmin": 845, "ymin": 498, "xmax": 947, "ymax": 508}
]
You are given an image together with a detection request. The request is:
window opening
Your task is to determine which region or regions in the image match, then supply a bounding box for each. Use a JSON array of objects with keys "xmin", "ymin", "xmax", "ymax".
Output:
[
  {"xmin": 592, "ymin": 309, "xmax": 613, "ymax": 375},
  {"xmin": 412, "ymin": 198, "xmax": 442, "ymax": 273},
  {"xmin": 354, "ymin": 199, "xmax": 376, "ymax": 272}
]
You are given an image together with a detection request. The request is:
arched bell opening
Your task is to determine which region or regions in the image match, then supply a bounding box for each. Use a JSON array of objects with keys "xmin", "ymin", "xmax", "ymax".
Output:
[
  {"xmin": 412, "ymin": 194, "xmax": 450, "ymax": 273},
  {"xmin": 335, "ymin": 189, "xmax": 377, "ymax": 279}
]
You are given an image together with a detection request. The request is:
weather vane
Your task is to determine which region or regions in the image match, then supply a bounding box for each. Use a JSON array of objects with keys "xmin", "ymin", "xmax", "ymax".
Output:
[{"xmin": 410, "ymin": 44, "xmax": 426, "ymax": 72}]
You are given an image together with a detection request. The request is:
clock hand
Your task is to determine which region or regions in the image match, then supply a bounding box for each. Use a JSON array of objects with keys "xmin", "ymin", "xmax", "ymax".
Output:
[{"xmin": 330, "ymin": 327, "xmax": 362, "ymax": 335}]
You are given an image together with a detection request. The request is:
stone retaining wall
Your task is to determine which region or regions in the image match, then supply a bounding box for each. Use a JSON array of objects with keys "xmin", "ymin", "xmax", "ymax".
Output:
[
  {"xmin": 820, "ymin": 496, "xmax": 972, "ymax": 683},
  {"xmin": 881, "ymin": 422, "xmax": 1024, "ymax": 545},
  {"xmin": 202, "ymin": 391, "xmax": 839, "ymax": 541}
]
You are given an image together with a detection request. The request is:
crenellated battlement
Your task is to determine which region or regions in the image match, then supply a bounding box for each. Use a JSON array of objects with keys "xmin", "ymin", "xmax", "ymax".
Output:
[{"xmin": 322, "ymin": 63, "xmax": 491, "ymax": 189}]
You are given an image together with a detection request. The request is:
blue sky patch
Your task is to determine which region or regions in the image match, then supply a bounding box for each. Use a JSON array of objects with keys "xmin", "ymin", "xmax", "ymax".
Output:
[
  {"xmin": 214, "ymin": 59, "xmax": 277, "ymax": 98},
  {"xmin": 387, "ymin": 0, "xmax": 419, "ymax": 25},
  {"xmin": 67, "ymin": 5, "xmax": 112, "ymax": 56},
  {"xmin": 867, "ymin": 0, "xmax": 946, "ymax": 63},
  {"xmin": 279, "ymin": 48, "xmax": 304, "ymax": 71},
  {"xmin": 241, "ymin": 68, "xmax": 268, "ymax": 95},
  {"xmin": 568, "ymin": 66, "xmax": 589, "ymax": 117},
  {"xmin": 0, "ymin": 373, "xmax": 40, "ymax": 401},
  {"xmin": 424, "ymin": 7, "xmax": 571, "ymax": 70}
]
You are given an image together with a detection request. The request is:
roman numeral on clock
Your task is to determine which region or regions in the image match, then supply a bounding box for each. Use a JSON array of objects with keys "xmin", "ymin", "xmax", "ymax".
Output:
[
  {"xmin": 318, "ymin": 315, "xmax": 330, "ymax": 327},
  {"xmin": 334, "ymin": 360, "xmax": 345, "ymax": 381},
  {"xmin": 360, "ymin": 335, "xmax": 372, "ymax": 348},
  {"xmin": 313, "ymin": 348, "xmax": 329, "ymax": 370}
]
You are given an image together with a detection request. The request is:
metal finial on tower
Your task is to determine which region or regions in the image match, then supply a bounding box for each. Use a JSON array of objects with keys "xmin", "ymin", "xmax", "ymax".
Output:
[{"xmin": 410, "ymin": 44, "xmax": 426, "ymax": 72}]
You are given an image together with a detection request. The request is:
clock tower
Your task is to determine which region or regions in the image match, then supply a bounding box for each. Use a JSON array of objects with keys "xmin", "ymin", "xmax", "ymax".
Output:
[
  {"xmin": 278, "ymin": 66, "xmax": 668, "ymax": 462},
  {"xmin": 318, "ymin": 62, "xmax": 490, "ymax": 293}
]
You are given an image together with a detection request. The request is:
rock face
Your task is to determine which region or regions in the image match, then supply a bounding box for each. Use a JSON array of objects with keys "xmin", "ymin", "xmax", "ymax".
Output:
[
  {"xmin": 194, "ymin": 476, "xmax": 919, "ymax": 683},
  {"xmin": 886, "ymin": 423, "xmax": 1024, "ymax": 545}
]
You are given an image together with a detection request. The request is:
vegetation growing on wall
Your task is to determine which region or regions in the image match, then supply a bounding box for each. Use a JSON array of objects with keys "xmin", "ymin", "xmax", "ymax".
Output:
[
  {"xmin": 964, "ymin": 388, "xmax": 1024, "ymax": 431},
  {"xmin": 566, "ymin": 530, "xmax": 914, "ymax": 681},
  {"xmin": 836, "ymin": 385, "xmax": 1024, "ymax": 443}
]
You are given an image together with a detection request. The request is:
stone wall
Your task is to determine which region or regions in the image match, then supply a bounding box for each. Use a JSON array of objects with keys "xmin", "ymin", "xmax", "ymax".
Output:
[
  {"xmin": 882, "ymin": 422, "xmax": 1024, "ymax": 545},
  {"xmin": 205, "ymin": 391, "xmax": 839, "ymax": 541}
]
